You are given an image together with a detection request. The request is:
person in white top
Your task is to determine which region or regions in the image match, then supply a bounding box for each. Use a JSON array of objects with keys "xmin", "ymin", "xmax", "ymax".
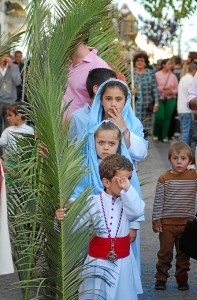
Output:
[
  {"xmin": 0, "ymin": 101, "xmax": 34, "ymax": 172},
  {"xmin": 177, "ymin": 62, "xmax": 197, "ymax": 144},
  {"xmin": 56, "ymin": 154, "xmax": 145, "ymax": 300},
  {"xmin": 187, "ymin": 71, "xmax": 197, "ymax": 111}
]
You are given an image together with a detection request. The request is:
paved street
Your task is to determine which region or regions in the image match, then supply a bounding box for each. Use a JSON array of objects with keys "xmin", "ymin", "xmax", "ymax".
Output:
[
  {"xmin": 138, "ymin": 139, "xmax": 197, "ymax": 300},
  {"xmin": 0, "ymin": 139, "xmax": 196, "ymax": 299}
]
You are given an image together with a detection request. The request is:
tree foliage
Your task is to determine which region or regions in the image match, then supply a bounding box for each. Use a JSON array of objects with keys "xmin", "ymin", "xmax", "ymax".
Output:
[
  {"xmin": 139, "ymin": 15, "xmax": 180, "ymax": 47},
  {"xmin": 139, "ymin": 0, "xmax": 196, "ymax": 19}
]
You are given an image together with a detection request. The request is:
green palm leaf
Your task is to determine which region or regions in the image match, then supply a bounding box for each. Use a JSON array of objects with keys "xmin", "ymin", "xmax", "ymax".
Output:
[{"xmin": 6, "ymin": 0, "xmax": 127, "ymax": 299}]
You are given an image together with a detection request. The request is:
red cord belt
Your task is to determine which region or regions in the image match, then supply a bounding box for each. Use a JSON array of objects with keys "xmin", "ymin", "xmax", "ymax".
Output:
[{"xmin": 88, "ymin": 234, "xmax": 130, "ymax": 260}]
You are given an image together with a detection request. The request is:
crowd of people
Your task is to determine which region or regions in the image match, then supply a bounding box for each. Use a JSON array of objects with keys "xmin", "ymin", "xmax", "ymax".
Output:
[{"xmin": 0, "ymin": 41, "xmax": 197, "ymax": 299}]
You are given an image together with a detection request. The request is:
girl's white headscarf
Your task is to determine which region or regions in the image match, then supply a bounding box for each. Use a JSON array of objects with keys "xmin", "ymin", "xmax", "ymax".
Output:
[{"xmin": 86, "ymin": 79, "xmax": 145, "ymax": 140}]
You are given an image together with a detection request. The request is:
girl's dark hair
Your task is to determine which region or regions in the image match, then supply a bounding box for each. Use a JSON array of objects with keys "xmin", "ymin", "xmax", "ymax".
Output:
[
  {"xmin": 6, "ymin": 101, "xmax": 26, "ymax": 120},
  {"xmin": 159, "ymin": 58, "xmax": 171, "ymax": 70},
  {"xmin": 133, "ymin": 52, "xmax": 149, "ymax": 67},
  {"xmin": 100, "ymin": 80, "xmax": 128, "ymax": 100},
  {"xmin": 95, "ymin": 121, "xmax": 121, "ymax": 154}
]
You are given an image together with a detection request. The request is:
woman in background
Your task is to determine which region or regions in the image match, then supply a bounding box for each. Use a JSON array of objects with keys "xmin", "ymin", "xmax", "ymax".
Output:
[
  {"xmin": 153, "ymin": 58, "xmax": 178, "ymax": 142},
  {"xmin": 181, "ymin": 52, "xmax": 197, "ymax": 78},
  {"xmin": 132, "ymin": 52, "xmax": 159, "ymax": 134}
]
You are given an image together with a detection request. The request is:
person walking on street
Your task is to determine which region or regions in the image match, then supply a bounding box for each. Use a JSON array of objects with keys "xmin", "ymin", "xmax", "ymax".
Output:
[
  {"xmin": 153, "ymin": 59, "xmax": 178, "ymax": 142},
  {"xmin": 177, "ymin": 62, "xmax": 197, "ymax": 144}
]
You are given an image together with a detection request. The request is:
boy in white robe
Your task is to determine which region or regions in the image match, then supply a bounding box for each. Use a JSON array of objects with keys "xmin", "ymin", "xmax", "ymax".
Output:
[{"xmin": 56, "ymin": 154, "xmax": 145, "ymax": 299}]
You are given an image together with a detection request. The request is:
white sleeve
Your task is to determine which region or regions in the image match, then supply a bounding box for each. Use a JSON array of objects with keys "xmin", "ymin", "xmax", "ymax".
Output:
[
  {"xmin": 121, "ymin": 185, "xmax": 145, "ymax": 222},
  {"xmin": 129, "ymin": 221, "xmax": 140, "ymax": 230},
  {"xmin": 0, "ymin": 129, "xmax": 9, "ymax": 147},
  {"xmin": 187, "ymin": 73, "xmax": 197, "ymax": 112},
  {"xmin": 187, "ymin": 73, "xmax": 197, "ymax": 102},
  {"xmin": 127, "ymin": 131, "xmax": 148, "ymax": 161}
]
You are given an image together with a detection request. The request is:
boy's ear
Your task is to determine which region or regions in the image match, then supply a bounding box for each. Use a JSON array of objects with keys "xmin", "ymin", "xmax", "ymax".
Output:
[
  {"xmin": 93, "ymin": 85, "xmax": 99, "ymax": 96},
  {"xmin": 102, "ymin": 177, "xmax": 110, "ymax": 188}
]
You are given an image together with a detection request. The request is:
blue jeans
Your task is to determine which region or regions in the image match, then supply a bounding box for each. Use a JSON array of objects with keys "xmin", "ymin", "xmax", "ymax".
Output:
[{"xmin": 179, "ymin": 113, "xmax": 192, "ymax": 144}]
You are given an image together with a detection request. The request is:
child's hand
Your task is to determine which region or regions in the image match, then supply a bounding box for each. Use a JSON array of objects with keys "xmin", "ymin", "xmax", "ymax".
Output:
[
  {"xmin": 152, "ymin": 220, "xmax": 162, "ymax": 233},
  {"xmin": 38, "ymin": 142, "xmax": 48, "ymax": 158},
  {"xmin": 55, "ymin": 208, "xmax": 66, "ymax": 221},
  {"xmin": 129, "ymin": 229, "xmax": 137, "ymax": 243},
  {"xmin": 153, "ymin": 226, "xmax": 162, "ymax": 233},
  {"xmin": 115, "ymin": 176, "xmax": 130, "ymax": 191},
  {"xmin": 107, "ymin": 106, "xmax": 127, "ymax": 132}
]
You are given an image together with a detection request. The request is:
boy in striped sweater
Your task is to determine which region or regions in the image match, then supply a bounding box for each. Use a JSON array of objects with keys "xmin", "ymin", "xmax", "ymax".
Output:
[{"xmin": 152, "ymin": 142, "xmax": 197, "ymax": 291}]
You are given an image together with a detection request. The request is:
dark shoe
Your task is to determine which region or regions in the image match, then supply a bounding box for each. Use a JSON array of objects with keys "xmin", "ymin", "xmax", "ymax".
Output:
[
  {"xmin": 178, "ymin": 281, "xmax": 189, "ymax": 290},
  {"xmin": 155, "ymin": 280, "xmax": 166, "ymax": 290}
]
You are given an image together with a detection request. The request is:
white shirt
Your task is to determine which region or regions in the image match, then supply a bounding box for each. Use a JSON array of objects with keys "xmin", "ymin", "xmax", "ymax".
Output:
[
  {"xmin": 187, "ymin": 72, "xmax": 197, "ymax": 112},
  {"xmin": 177, "ymin": 73, "xmax": 193, "ymax": 113},
  {"xmin": 0, "ymin": 123, "xmax": 34, "ymax": 158},
  {"xmin": 0, "ymin": 64, "xmax": 8, "ymax": 77}
]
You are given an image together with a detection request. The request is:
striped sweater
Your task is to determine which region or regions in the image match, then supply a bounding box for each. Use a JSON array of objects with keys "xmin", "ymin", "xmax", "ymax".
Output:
[{"xmin": 152, "ymin": 169, "xmax": 197, "ymax": 226}]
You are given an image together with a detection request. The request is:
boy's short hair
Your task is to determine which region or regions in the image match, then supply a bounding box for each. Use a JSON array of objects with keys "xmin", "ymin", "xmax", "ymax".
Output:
[
  {"xmin": 86, "ymin": 68, "xmax": 117, "ymax": 98},
  {"xmin": 7, "ymin": 102, "xmax": 26, "ymax": 121},
  {"xmin": 99, "ymin": 154, "xmax": 133, "ymax": 180},
  {"xmin": 168, "ymin": 142, "xmax": 192, "ymax": 161}
]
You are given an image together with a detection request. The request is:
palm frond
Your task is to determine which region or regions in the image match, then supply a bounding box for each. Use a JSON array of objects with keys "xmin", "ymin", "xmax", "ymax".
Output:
[
  {"xmin": 0, "ymin": 31, "xmax": 23, "ymax": 58},
  {"xmin": 6, "ymin": 0, "xmax": 127, "ymax": 299}
]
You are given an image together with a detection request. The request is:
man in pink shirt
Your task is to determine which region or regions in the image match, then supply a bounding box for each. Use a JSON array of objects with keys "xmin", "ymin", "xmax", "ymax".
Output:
[{"xmin": 62, "ymin": 37, "xmax": 110, "ymax": 119}]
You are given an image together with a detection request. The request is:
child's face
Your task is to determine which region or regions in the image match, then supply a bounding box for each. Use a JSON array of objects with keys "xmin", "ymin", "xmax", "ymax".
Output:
[
  {"xmin": 169, "ymin": 150, "xmax": 191, "ymax": 174},
  {"xmin": 103, "ymin": 169, "xmax": 132, "ymax": 198},
  {"xmin": 95, "ymin": 130, "xmax": 119, "ymax": 160},
  {"xmin": 101, "ymin": 87, "xmax": 126, "ymax": 118},
  {"xmin": 6, "ymin": 110, "xmax": 20, "ymax": 126}
]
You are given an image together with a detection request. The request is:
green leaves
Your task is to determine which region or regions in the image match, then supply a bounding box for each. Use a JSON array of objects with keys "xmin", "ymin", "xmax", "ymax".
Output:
[
  {"xmin": 6, "ymin": 0, "xmax": 123, "ymax": 299},
  {"xmin": 139, "ymin": 0, "xmax": 196, "ymax": 19}
]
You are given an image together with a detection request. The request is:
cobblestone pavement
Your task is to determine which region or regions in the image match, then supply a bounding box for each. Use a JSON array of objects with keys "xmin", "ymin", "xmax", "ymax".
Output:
[{"xmin": 0, "ymin": 139, "xmax": 196, "ymax": 299}]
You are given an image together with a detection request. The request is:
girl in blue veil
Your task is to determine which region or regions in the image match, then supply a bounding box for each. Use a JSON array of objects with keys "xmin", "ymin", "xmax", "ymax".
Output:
[
  {"xmin": 71, "ymin": 119, "xmax": 144, "ymax": 274},
  {"xmin": 84, "ymin": 79, "xmax": 148, "ymax": 162}
]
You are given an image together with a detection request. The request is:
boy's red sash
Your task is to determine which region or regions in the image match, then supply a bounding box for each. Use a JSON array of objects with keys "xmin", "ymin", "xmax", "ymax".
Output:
[{"xmin": 88, "ymin": 234, "xmax": 130, "ymax": 260}]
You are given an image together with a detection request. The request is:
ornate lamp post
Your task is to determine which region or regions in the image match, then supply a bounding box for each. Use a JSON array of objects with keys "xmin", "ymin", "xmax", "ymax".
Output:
[{"xmin": 119, "ymin": 4, "xmax": 138, "ymax": 113}]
